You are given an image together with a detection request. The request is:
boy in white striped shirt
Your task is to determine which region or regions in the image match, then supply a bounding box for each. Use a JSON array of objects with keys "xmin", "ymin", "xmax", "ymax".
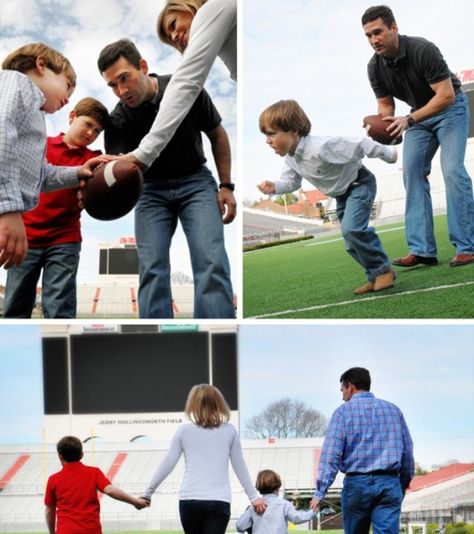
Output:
[{"xmin": 258, "ymin": 99, "xmax": 397, "ymax": 295}]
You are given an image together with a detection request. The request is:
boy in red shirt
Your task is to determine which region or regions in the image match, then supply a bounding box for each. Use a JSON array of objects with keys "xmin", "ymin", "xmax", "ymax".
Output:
[
  {"xmin": 45, "ymin": 435, "xmax": 148, "ymax": 534},
  {"xmin": 3, "ymin": 97, "xmax": 108, "ymax": 318}
]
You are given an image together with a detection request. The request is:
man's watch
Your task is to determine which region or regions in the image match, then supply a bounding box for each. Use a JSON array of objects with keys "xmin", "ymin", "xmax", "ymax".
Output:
[
  {"xmin": 406, "ymin": 114, "xmax": 415, "ymax": 127},
  {"xmin": 219, "ymin": 183, "xmax": 235, "ymax": 191}
]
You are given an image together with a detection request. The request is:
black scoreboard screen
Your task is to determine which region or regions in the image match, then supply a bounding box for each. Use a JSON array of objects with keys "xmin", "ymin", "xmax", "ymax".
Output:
[
  {"xmin": 42, "ymin": 332, "xmax": 237, "ymax": 414},
  {"xmin": 99, "ymin": 248, "xmax": 138, "ymax": 275}
]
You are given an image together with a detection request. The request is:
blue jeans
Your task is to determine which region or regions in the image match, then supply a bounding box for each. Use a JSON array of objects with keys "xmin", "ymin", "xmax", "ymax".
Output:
[
  {"xmin": 336, "ymin": 167, "xmax": 391, "ymax": 282},
  {"xmin": 3, "ymin": 242, "xmax": 80, "ymax": 318},
  {"xmin": 341, "ymin": 474, "xmax": 403, "ymax": 534},
  {"xmin": 402, "ymin": 91, "xmax": 474, "ymax": 256},
  {"xmin": 134, "ymin": 166, "xmax": 234, "ymax": 318},
  {"xmin": 179, "ymin": 500, "xmax": 231, "ymax": 534}
]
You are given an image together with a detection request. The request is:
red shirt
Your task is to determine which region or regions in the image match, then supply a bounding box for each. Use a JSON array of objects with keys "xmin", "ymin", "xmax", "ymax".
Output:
[
  {"xmin": 44, "ymin": 461, "xmax": 111, "ymax": 534},
  {"xmin": 23, "ymin": 133, "xmax": 101, "ymax": 248}
]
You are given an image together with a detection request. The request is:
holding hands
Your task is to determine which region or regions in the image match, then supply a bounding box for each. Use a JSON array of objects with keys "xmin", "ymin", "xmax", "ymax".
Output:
[
  {"xmin": 309, "ymin": 497, "xmax": 320, "ymax": 512},
  {"xmin": 251, "ymin": 496, "xmax": 267, "ymax": 514},
  {"xmin": 134, "ymin": 496, "xmax": 151, "ymax": 510}
]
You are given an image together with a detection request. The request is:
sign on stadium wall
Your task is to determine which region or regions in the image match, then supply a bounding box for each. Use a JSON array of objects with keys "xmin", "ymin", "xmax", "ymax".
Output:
[
  {"xmin": 44, "ymin": 412, "xmax": 240, "ymax": 443},
  {"xmin": 458, "ymin": 68, "xmax": 474, "ymax": 84}
]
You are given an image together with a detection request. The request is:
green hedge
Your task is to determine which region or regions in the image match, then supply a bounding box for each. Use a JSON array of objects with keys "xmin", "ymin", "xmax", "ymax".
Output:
[
  {"xmin": 446, "ymin": 523, "xmax": 474, "ymax": 534},
  {"xmin": 424, "ymin": 523, "xmax": 474, "ymax": 534}
]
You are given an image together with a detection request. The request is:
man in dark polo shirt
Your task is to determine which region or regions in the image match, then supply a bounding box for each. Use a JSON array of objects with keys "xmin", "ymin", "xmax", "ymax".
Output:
[
  {"xmin": 97, "ymin": 39, "xmax": 235, "ymax": 318},
  {"xmin": 362, "ymin": 5, "xmax": 474, "ymax": 267}
]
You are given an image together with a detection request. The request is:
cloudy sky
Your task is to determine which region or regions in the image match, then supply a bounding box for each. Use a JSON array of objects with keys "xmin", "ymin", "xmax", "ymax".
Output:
[
  {"xmin": 243, "ymin": 0, "xmax": 474, "ymax": 202},
  {"xmin": 0, "ymin": 0, "xmax": 237, "ymax": 287},
  {"xmin": 1, "ymin": 324, "xmax": 473, "ymax": 469}
]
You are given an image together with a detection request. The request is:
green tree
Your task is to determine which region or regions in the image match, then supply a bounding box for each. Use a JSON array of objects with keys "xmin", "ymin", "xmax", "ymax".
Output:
[
  {"xmin": 415, "ymin": 463, "xmax": 429, "ymax": 475},
  {"xmin": 274, "ymin": 193, "xmax": 298, "ymax": 206}
]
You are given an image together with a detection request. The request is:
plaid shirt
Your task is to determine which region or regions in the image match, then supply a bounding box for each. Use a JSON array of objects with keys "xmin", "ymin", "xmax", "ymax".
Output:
[
  {"xmin": 315, "ymin": 392, "xmax": 414, "ymax": 500},
  {"xmin": 274, "ymin": 135, "xmax": 396, "ymax": 198},
  {"xmin": 0, "ymin": 70, "xmax": 78, "ymax": 215}
]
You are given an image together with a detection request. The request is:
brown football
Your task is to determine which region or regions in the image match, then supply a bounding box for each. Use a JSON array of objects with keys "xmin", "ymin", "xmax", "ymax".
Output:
[
  {"xmin": 83, "ymin": 160, "xmax": 144, "ymax": 221},
  {"xmin": 363, "ymin": 115, "xmax": 403, "ymax": 145}
]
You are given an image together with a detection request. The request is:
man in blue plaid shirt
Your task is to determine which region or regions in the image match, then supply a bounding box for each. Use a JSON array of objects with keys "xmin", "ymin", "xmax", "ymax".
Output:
[{"xmin": 310, "ymin": 367, "xmax": 414, "ymax": 533}]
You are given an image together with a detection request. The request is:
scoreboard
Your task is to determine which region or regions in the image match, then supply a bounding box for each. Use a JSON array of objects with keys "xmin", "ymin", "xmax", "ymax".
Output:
[{"xmin": 42, "ymin": 329, "xmax": 238, "ymax": 442}]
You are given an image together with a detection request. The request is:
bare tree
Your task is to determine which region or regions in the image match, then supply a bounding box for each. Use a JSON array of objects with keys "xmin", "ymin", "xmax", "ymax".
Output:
[{"xmin": 244, "ymin": 398, "xmax": 327, "ymax": 439}]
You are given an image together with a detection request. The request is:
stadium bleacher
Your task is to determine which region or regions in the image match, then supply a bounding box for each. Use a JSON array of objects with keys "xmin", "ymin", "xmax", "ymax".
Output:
[
  {"xmin": 0, "ymin": 438, "xmax": 333, "ymax": 532},
  {"xmin": 404, "ymin": 471, "xmax": 474, "ymax": 511},
  {"xmin": 2, "ymin": 441, "xmax": 473, "ymax": 531},
  {"xmin": 402, "ymin": 465, "xmax": 474, "ymax": 526},
  {"xmin": 243, "ymin": 207, "xmax": 330, "ymax": 246}
]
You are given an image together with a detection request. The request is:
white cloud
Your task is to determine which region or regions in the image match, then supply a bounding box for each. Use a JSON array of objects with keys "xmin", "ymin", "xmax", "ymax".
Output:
[
  {"xmin": 0, "ymin": 0, "xmax": 43, "ymax": 32},
  {"xmin": 238, "ymin": 324, "xmax": 474, "ymax": 465}
]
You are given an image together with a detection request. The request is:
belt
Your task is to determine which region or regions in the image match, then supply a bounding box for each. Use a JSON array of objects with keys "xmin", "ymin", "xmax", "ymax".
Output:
[{"xmin": 345, "ymin": 470, "xmax": 399, "ymax": 477}]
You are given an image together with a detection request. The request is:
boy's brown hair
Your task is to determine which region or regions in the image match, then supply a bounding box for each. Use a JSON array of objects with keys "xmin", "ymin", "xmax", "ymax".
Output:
[
  {"xmin": 73, "ymin": 97, "xmax": 109, "ymax": 130},
  {"xmin": 57, "ymin": 436, "xmax": 83, "ymax": 463},
  {"xmin": 2, "ymin": 42, "xmax": 76, "ymax": 89},
  {"xmin": 185, "ymin": 383, "xmax": 231, "ymax": 428},
  {"xmin": 256, "ymin": 469, "xmax": 282, "ymax": 494},
  {"xmin": 259, "ymin": 99, "xmax": 311, "ymax": 137}
]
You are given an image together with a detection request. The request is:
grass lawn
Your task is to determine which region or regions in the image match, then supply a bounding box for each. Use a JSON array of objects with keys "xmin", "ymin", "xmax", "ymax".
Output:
[{"xmin": 243, "ymin": 214, "xmax": 474, "ymax": 318}]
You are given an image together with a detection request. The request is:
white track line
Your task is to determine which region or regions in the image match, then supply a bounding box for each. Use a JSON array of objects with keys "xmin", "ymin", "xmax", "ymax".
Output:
[
  {"xmin": 246, "ymin": 225, "xmax": 406, "ymax": 255},
  {"xmin": 305, "ymin": 225, "xmax": 406, "ymax": 247},
  {"xmin": 249, "ymin": 281, "xmax": 474, "ymax": 319}
]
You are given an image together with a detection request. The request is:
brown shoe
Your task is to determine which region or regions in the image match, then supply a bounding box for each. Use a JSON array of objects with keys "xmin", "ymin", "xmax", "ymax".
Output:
[
  {"xmin": 354, "ymin": 282, "xmax": 374, "ymax": 295},
  {"xmin": 449, "ymin": 253, "xmax": 474, "ymax": 267},
  {"xmin": 392, "ymin": 253, "xmax": 438, "ymax": 267},
  {"xmin": 373, "ymin": 270, "xmax": 395, "ymax": 292}
]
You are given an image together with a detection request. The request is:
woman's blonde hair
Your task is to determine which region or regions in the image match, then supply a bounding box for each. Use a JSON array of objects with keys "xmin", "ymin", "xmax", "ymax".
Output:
[
  {"xmin": 157, "ymin": 0, "xmax": 206, "ymax": 49},
  {"xmin": 259, "ymin": 99, "xmax": 311, "ymax": 137},
  {"xmin": 2, "ymin": 42, "xmax": 76, "ymax": 89},
  {"xmin": 185, "ymin": 384, "xmax": 230, "ymax": 428}
]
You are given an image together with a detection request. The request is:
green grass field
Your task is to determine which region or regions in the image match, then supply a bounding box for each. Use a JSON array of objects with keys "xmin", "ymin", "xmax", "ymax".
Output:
[{"xmin": 243, "ymin": 214, "xmax": 474, "ymax": 318}]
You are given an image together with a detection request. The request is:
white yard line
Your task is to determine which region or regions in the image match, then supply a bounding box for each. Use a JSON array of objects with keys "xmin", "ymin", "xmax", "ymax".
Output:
[{"xmin": 249, "ymin": 281, "xmax": 474, "ymax": 319}]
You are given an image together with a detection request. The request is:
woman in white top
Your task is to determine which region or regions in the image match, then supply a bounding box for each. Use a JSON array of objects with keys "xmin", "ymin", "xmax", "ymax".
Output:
[
  {"xmin": 124, "ymin": 0, "xmax": 236, "ymax": 170},
  {"xmin": 143, "ymin": 384, "xmax": 265, "ymax": 534}
]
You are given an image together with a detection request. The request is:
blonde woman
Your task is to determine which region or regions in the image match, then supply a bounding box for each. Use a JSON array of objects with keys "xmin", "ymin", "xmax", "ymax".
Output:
[
  {"xmin": 143, "ymin": 384, "xmax": 265, "ymax": 534},
  {"xmin": 123, "ymin": 0, "xmax": 236, "ymax": 176}
]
